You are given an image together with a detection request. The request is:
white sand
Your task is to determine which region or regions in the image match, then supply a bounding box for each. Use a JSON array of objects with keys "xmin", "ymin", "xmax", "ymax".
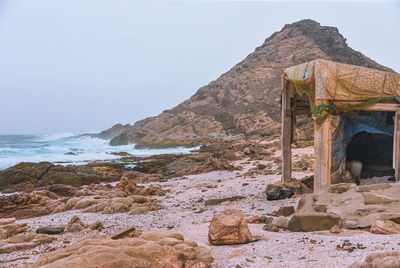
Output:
[{"xmin": 1, "ymin": 154, "xmax": 399, "ymax": 267}]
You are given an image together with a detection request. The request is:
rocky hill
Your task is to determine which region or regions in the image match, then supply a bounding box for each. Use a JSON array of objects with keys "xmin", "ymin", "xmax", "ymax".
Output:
[{"xmin": 109, "ymin": 19, "xmax": 394, "ymax": 147}]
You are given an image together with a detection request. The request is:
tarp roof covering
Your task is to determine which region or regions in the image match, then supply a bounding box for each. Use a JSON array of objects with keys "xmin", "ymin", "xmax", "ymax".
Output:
[{"xmin": 283, "ymin": 59, "xmax": 400, "ymax": 101}]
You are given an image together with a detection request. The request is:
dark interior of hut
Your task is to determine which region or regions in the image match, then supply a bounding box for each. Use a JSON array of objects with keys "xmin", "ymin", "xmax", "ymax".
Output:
[{"xmin": 346, "ymin": 131, "xmax": 395, "ymax": 182}]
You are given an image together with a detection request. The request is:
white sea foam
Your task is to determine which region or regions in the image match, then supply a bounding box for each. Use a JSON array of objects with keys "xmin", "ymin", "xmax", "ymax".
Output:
[
  {"xmin": 0, "ymin": 134, "xmax": 198, "ymax": 170},
  {"xmin": 37, "ymin": 132, "xmax": 75, "ymax": 142}
]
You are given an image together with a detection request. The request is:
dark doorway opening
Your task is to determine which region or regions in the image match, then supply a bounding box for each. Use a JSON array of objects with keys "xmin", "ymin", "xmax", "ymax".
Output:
[{"xmin": 346, "ymin": 131, "xmax": 394, "ymax": 180}]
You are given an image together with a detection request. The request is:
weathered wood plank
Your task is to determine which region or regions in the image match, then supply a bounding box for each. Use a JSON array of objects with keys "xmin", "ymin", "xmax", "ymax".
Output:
[
  {"xmin": 331, "ymin": 101, "xmax": 400, "ymax": 112},
  {"xmin": 314, "ymin": 100, "xmax": 332, "ymax": 193},
  {"xmin": 394, "ymin": 110, "xmax": 400, "ymax": 182},
  {"xmin": 282, "ymin": 78, "xmax": 292, "ymax": 182}
]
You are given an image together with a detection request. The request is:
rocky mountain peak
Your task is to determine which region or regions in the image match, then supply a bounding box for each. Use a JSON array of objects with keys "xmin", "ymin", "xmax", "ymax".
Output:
[{"xmin": 106, "ymin": 19, "xmax": 394, "ymax": 147}]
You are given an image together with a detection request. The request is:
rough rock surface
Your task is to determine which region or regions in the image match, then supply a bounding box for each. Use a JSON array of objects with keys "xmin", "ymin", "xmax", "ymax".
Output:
[
  {"xmin": 288, "ymin": 195, "xmax": 341, "ymax": 232},
  {"xmin": 0, "ymin": 162, "xmax": 123, "ymax": 193},
  {"xmin": 116, "ymin": 178, "xmax": 165, "ymax": 196},
  {"xmin": 107, "ymin": 19, "xmax": 393, "ymax": 147},
  {"xmin": 349, "ymin": 251, "xmax": 400, "ymax": 268},
  {"xmin": 208, "ymin": 209, "xmax": 252, "ymax": 245},
  {"xmin": 0, "ymin": 218, "xmax": 29, "ymax": 239},
  {"xmin": 0, "ymin": 190, "xmax": 66, "ymax": 219},
  {"xmin": 370, "ymin": 219, "xmax": 400, "ymax": 235},
  {"xmin": 32, "ymin": 230, "xmax": 213, "ymax": 268},
  {"xmin": 0, "ymin": 233, "xmax": 56, "ymax": 254},
  {"xmin": 290, "ymin": 182, "xmax": 400, "ymax": 230}
]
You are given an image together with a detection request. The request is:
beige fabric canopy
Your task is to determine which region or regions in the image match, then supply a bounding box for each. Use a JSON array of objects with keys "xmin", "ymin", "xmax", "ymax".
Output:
[{"xmin": 283, "ymin": 59, "xmax": 400, "ymax": 101}]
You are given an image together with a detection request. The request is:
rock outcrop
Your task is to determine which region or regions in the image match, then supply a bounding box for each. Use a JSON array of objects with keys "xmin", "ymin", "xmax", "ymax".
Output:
[
  {"xmin": 349, "ymin": 251, "xmax": 400, "ymax": 268},
  {"xmin": 208, "ymin": 209, "xmax": 252, "ymax": 245},
  {"xmin": 289, "ymin": 182, "xmax": 400, "ymax": 231},
  {"xmin": 0, "ymin": 218, "xmax": 29, "ymax": 239},
  {"xmin": 108, "ymin": 19, "xmax": 394, "ymax": 147},
  {"xmin": 0, "ymin": 190, "xmax": 66, "ymax": 219},
  {"xmin": 0, "ymin": 162, "xmax": 122, "ymax": 193},
  {"xmin": 0, "ymin": 233, "xmax": 56, "ymax": 254},
  {"xmin": 33, "ymin": 230, "xmax": 213, "ymax": 268}
]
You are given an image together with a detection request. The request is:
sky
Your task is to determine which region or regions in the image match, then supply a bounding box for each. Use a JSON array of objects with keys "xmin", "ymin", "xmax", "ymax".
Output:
[{"xmin": 0, "ymin": 0, "xmax": 399, "ymax": 135}]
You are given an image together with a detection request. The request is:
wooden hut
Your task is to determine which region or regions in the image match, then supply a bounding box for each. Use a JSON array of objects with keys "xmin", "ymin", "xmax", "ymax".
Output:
[{"xmin": 281, "ymin": 59, "xmax": 400, "ymax": 192}]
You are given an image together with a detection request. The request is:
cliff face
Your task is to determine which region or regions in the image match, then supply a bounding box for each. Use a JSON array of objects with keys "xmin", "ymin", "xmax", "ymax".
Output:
[{"xmin": 110, "ymin": 19, "xmax": 394, "ymax": 147}]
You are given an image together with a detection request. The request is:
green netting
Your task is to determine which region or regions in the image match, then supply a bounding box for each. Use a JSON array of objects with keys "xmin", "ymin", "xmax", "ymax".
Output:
[{"xmin": 283, "ymin": 59, "xmax": 400, "ymax": 125}]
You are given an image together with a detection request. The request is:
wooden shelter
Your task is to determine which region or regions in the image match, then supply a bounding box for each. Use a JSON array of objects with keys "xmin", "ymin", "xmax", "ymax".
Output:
[{"xmin": 281, "ymin": 59, "xmax": 400, "ymax": 192}]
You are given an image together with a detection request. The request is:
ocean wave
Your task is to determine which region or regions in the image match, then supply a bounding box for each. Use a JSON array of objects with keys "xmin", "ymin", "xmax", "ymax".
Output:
[
  {"xmin": 0, "ymin": 134, "xmax": 198, "ymax": 170},
  {"xmin": 37, "ymin": 132, "xmax": 75, "ymax": 142}
]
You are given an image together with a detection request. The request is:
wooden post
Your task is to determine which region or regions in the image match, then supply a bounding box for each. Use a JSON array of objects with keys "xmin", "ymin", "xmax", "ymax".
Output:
[
  {"xmin": 282, "ymin": 78, "xmax": 292, "ymax": 182},
  {"xmin": 393, "ymin": 110, "xmax": 400, "ymax": 181},
  {"xmin": 314, "ymin": 100, "xmax": 332, "ymax": 192}
]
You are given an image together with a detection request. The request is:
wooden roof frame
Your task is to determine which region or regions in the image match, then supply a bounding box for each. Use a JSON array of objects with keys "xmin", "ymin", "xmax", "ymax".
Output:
[{"xmin": 281, "ymin": 76, "xmax": 400, "ymax": 193}]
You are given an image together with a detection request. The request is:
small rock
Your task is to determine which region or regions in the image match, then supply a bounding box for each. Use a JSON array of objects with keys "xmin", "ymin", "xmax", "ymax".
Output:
[
  {"xmin": 36, "ymin": 227, "xmax": 65, "ymax": 235},
  {"xmin": 263, "ymin": 223, "xmax": 279, "ymax": 232},
  {"xmin": 370, "ymin": 220, "xmax": 400, "ymax": 235},
  {"xmin": 208, "ymin": 209, "xmax": 252, "ymax": 245},
  {"xmin": 330, "ymin": 225, "xmax": 342, "ymax": 234},
  {"xmin": 274, "ymin": 216, "xmax": 289, "ymax": 229},
  {"xmin": 275, "ymin": 206, "xmax": 294, "ymax": 216},
  {"xmin": 111, "ymin": 226, "xmax": 137, "ymax": 239},
  {"xmin": 205, "ymin": 196, "xmax": 245, "ymax": 206}
]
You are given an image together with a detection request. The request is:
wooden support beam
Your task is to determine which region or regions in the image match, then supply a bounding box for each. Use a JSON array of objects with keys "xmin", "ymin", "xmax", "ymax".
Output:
[
  {"xmin": 282, "ymin": 78, "xmax": 292, "ymax": 182},
  {"xmin": 394, "ymin": 110, "xmax": 400, "ymax": 182},
  {"xmin": 314, "ymin": 100, "xmax": 332, "ymax": 193},
  {"xmin": 332, "ymin": 101, "xmax": 400, "ymax": 112},
  {"xmin": 294, "ymin": 108, "xmax": 312, "ymax": 116}
]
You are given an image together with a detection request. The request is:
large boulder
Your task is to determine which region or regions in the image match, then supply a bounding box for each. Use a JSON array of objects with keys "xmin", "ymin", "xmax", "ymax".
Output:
[
  {"xmin": 208, "ymin": 209, "xmax": 252, "ymax": 245},
  {"xmin": 294, "ymin": 182, "xmax": 400, "ymax": 229},
  {"xmin": 288, "ymin": 195, "xmax": 341, "ymax": 232},
  {"xmin": 33, "ymin": 231, "xmax": 213, "ymax": 268},
  {"xmin": 370, "ymin": 219, "xmax": 400, "ymax": 235},
  {"xmin": 349, "ymin": 251, "xmax": 400, "ymax": 268}
]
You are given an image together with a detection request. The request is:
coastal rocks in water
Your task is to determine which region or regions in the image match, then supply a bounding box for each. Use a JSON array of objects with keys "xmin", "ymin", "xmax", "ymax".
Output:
[
  {"xmin": 0, "ymin": 162, "xmax": 124, "ymax": 193},
  {"xmin": 0, "ymin": 218, "xmax": 29, "ymax": 239},
  {"xmin": 208, "ymin": 209, "xmax": 252, "ymax": 245},
  {"xmin": 370, "ymin": 220, "xmax": 400, "ymax": 235},
  {"xmin": 0, "ymin": 190, "xmax": 66, "ymax": 219},
  {"xmin": 33, "ymin": 230, "xmax": 213, "ymax": 268},
  {"xmin": 0, "ymin": 233, "xmax": 56, "ymax": 254},
  {"xmin": 36, "ymin": 226, "xmax": 65, "ymax": 235},
  {"xmin": 0, "ymin": 162, "xmax": 54, "ymax": 191},
  {"xmin": 349, "ymin": 251, "xmax": 400, "ymax": 268}
]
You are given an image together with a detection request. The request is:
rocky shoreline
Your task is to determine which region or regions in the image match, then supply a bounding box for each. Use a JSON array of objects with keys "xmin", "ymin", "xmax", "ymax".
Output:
[{"xmin": 1, "ymin": 136, "xmax": 400, "ymax": 267}]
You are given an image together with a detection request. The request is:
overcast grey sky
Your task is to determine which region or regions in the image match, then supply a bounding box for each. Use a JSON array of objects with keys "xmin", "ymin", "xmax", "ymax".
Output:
[{"xmin": 0, "ymin": 0, "xmax": 399, "ymax": 135}]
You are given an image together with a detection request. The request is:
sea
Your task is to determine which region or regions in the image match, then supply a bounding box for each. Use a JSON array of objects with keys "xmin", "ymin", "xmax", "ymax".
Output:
[{"xmin": 0, "ymin": 133, "xmax": 197, "ymax": 170}]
